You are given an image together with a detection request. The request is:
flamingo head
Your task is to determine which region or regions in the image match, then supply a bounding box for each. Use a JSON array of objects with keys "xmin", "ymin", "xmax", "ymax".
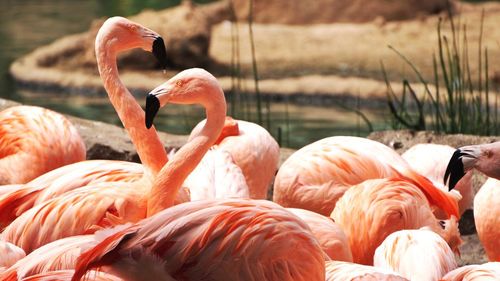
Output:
[
  {"xmin": 95, "ymin": 16, "xmax": 167, "ymax": 69},
  {"xmin": 145, "ymin": 68, "xmax": 225, "ymax": 129}
]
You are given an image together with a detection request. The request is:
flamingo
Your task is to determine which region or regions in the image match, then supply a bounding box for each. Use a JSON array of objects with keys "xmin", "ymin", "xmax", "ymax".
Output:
[
  {"xmin": 331, "ymin": 177, "xmax": 461, "ymax": 265},
  {"xmin": 273, "ymin": 136, "xmax": 459, "ymax": 218},
  {"xmin": 0, "ymin": 105, "xmax": 86, "ymax": 185},
  {"xmin": 441, "ymin": 262, "xmax": 500, "ymax": 280},
  {"xmin": 287, "ymin": 207, "xmax": 353, "ymax": 262},
  {"xmin": 325, "ymin": 261, "xmax": 408, "ymax": 281},
  {"xmin": 472, "ymin": 178, "xmax": 500, "ymax": 261},
  {"xmin": 373, "ymin": 229, "xmax": 457, "ymax": 281},
  {"xmin": 444, "ymin": 141, "xmax": 500, "ymax": 190},
  {"xmin": 69, "ymin": 68, "xmax": 325, "ymax": 281},
  {"xmin": 18, "ymin": 270, "xmax": 124, "ymax": 281},
  {"xmin": 402, "ymin": 143, "xmax": 473, "ymax": 217},
  {"xmin": 0, "ymin": 235, "xmax": 96, "ymax": 281},
  {"xmin": 0, "ymin": 16, "xmax": 180, "ymax": 253},
  {"xmin": 187, "ymin": 116, "xmax": 280, "ymax": 199}
]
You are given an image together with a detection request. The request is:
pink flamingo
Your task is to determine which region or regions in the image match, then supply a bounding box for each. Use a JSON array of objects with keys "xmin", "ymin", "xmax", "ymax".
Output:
[
  {"xmin": 331, "ymin": 177, "xmax": 461, "ymax": 265},
  {"xmin": 374, "ymin": 229, "xmax": 457, "ymax": 280},
  {"xmin": 0, "ymin": 17, "xmax": 180, "ymax": 252},
  {"xmin": 273, "ymin": 136, "xmax": 459, "ymax": 218},
  {"xmin": 444, "ymin": 141, "xmax": 500, "ymax": 190},
  {"xmin": 188, "ymin": 116, "xmax": 280, "ymax": 199},
  {"xmin": 0, "ymin": 105, "xmax": 86, "ymax": 185},
  {"xmin": 287, "ymin": 207, "xmax": 353, "ymax": 262},
  {"xmin": 19, "ymin": 270, "xmax": 124, "ymax": 281},
  {"xmin": 325, "ymin": 261, "xmax": 408, "ymax": 281},
  {"xmin": 69, "ymin": 68, "xmax": 325, "ymax": 281},
  {"xmin": 441, "ymin": 262, "xmax": 500, "ymax": 280},
  {"xmin": 403, "ymin": 143, "xmax": 472, "ymax": 217},
  {"xmin": 473, "ymin": 178, "xmax": 500, "ymax": 261}
]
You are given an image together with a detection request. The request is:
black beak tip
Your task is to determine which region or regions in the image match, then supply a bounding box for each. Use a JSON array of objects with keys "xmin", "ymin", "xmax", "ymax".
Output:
[
  {"xmin": 152, "ymin": 36, "xmax": 168, "ymax": 70},
  {"xmin": 444, "ymin": 149, "xmax": 465, "ymax": 191},
  {"xmin": 145, "ymin": 94, "xmax": 160, "ymax": 129}
]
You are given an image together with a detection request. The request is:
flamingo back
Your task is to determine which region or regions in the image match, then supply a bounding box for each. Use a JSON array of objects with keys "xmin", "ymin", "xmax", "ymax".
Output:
[
  {"xmin": 0, "ymin": 240, "xmax": 25, "ymax": 269},
  {"xmin": 19, "ymin": 270, "xmax": 123, "ymax": 281},
  {"xmin": 474, "ymin": 178, "xmax": 500, "ymax": 261},
  {"xmin": 325, "ymin": 261, "xmax": 408, "ymax": 281},
  {"xmin": 441, "ymin": 262, "xmax": 500, "ymax": 281},
  {"xmin": 73, "ymin": 199, "xmax": 325, "ymax": 281},
  {"xmin": 0, "ymin": 106, "xmax": 86, "ymax": 184}
]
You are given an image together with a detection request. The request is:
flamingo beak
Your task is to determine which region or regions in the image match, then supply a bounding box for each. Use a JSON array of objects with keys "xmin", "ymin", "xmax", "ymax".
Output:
[
  {"xmin": 444, "ymin": 149, "xmax": 469, "ymax": 191},
  {"xmin": 145, "ymin": 93, "xmax": 160, "ymax": 129},
  {"xmin": 152, "ymin": 36, "xmax": 167, "ymax": 70}
]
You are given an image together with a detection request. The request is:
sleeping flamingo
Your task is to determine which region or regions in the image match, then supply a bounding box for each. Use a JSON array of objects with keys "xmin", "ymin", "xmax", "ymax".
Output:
[
  {"xmin": 444, "ymin": 141, "xmax": 500, "ymax": 190},
  {"xmin": 441, "ymin": 262, "xmax": 500, "ymax": 280},
  {"xmin": 472, "ymin": 178, "xmax": 500, "ymax": 261},
  {"xmin": 187, "ymin": 117, "xmax": 280, "ymax": 199},
  {"xmin": 0, "ymin": 16, "xmax": 170, "ymax": 230},
  {"xmin": 273, "ymin": 136, "xmax": 459, "ymax": 218},
  {"xmin": 0, "ymin": 17, "xmax": 182, "ymax": 253},
  {"xmin": 373, "ymin": 229, "xmax": 457, "ymax": 280},
  {"xmin": 0, "ymin": 105, "xmax": 86, "ymax": 184},
  {"xmin": 402, "ymin": 143, "xmax": 473, "ymax": 217},
  {"xmin": 331, "ymin": 177, "xmax": 461, "ymax": 265},
  {"xmin": 69, "ymin": 68, "xmax": 325, "ymax": 281},
  {"xmin": 325, "ymin": 261, "xmax": 408, "ymax": 281}
]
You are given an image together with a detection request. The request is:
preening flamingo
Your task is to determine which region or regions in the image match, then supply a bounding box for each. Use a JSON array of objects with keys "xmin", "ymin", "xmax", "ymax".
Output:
[
  {"xmin": 373, "ymin": 229, "xmax": 457, "ymax": 281},
  {"xmin": 0, "ymin": 17, "xmax": 177, "ymax": 252},
  {"xmin": 403, "ymin": 143, "xmax": 472, "ymax": 217},
  {"xmin": 0, "ymin": 235, "xmax": 96, "ymax": 281},
  {"xmin": 325, "ymin": 261, "xmax": 408, "ymax": 281},
  {"xmin": 0, "ymin": 105, "xmax": 86, "ymax": 184},
  {"xmin": 445, "ymin": 141, "xmax": 500, "ymax": 190},
  {"xmin": 441, "ymin": 262, "xmax": 500, "ymax": 280},
  {"xmin": 472, "ymin": 178, "xmax": 500, "ymax": 261},
  {"xmin": 69, "ymin": 68, "xmax": 325, "ymax": 281},
  {"xmin": 287, "ymin": 207, "xmax": 352, "ymax": 262},
  {"xmin": 188, "ymin": 117, "xmax": 280, "ymax": 199},
  {"xmin": 0, "ymin": 16, "xmax": 170, "ymax": 229},
  {"xmin": 331, "ymin": 177, "xmax": 461, "ymax": 265},
  {"xmin": 273, "ymin": 136, "xmax": 459, "ymax": 217}
]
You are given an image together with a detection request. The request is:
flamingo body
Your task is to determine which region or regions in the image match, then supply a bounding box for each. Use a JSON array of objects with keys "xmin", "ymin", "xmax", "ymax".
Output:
[
  {"xmin": 325, "ymin": 261, "xmax": 408, "ymax": 281},
  {"xmin": 274, "ymin": 136, "xmax": 458, "ymax": 218},
  {"xmin": 474, "ymin": 178, "xmax": 500, "ymax": 261},
  {"xmin": 19, "ymin": 270, "xmax": 123, "ymax": 281},
  {"xmin": 331, "ymin": 177, "xmax": 461, "ymax": 265},
  {"xmin": 72, "ymin": 199, "xmax": 325, "ymax": 281},
  {"xmin": 374, "ymin": 229, "xmax": 457, "ymax": 281},
  {"xmin": 0, "ymin": 240, "xmax": 25, "ymax": 270},
  {"xmin": 441, "ymin": 262, "xmax": 500, "ymax": 280},
  {"xmin": 0, "ymin": 106, "xmax": 86, "ymax": 184}
]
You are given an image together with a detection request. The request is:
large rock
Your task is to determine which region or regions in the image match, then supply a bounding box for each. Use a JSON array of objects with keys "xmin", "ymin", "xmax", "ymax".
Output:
[{"xmin": 231, "ymin": 0, "xmax": 453, "ymax": 24}]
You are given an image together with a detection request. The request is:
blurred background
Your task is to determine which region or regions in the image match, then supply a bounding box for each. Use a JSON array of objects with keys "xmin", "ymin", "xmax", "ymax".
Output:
[{"xmin": 1, "ymin": 0, "xmax": 498, "ymax": 148}]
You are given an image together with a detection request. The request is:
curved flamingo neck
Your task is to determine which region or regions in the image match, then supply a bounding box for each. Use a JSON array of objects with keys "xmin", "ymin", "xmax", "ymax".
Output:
[
  {"xmin": 95, "ymin": 43, "xmax": 167, "ymax": 177},
  {"xmin": 147, "ymin": 91, "xmax": 226, "ymax": 216}
]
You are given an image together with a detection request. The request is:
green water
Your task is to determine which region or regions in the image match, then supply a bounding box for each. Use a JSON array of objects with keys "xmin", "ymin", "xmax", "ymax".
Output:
[{"xmin": 0, "ymin": 0, "xmax": 389, "ymax": 149}]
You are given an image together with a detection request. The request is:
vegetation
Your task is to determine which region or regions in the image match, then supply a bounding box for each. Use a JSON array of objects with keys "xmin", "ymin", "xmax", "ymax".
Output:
[{"xmin": 383, "ymin": 6, "xmax": 499, "ymax": 136}]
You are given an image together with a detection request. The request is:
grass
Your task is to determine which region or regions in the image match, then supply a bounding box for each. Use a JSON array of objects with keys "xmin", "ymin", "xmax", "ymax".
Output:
[{"xmin": 382, "ymin": 4, "xmax": 499, "ymax": 136}]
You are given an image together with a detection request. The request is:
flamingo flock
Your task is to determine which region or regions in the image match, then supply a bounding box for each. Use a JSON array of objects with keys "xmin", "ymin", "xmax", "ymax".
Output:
[{"xmin": 0, "ymin": 16, "xmax": 499, "ymax": 281}]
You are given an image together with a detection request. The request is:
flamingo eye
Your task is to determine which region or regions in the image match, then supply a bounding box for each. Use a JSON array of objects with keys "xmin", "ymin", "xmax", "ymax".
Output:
[{"xmin": 175, "ymin": 80, "xmax": 184, "ymax": 87}]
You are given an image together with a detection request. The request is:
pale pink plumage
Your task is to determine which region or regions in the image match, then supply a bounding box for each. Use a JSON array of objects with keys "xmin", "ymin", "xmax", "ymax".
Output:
[
  {"xmin": 331, "ymin": 177, "xmax": 461, "ymax": 265},
  {"xmin": 325, "ymin": 260, "xmax": 408, "ymax": 281},
  {"xmin": 19, "ymin": 270, "xmax": 123, "ymax": 281},
  {"xmin": 189, "ymin": 117, "xmax": 280, "ymax": 199},
  {"xmin": 403, "ymin": 143, "xmax": 472, "ymax": 216},
  {"xmin": 72, "ymin": 199, "xmax": 325, "ymax": 281},
  {"xmin": 374, "ymin": 229, "xmax": 457, "ymax": 280},
  {"xmin": 441, "ymin": 262, "xmax": 500, "ymax": 280},
  {"xmin": 0, "ymin": 240, "xmax": 25, "ymax": 270},
  {"xmin": 0, "ymin": 235, "xmax": 96, "ymax": 280},
  {"xmin": 287, "ymin": 207, "xmax": 353, "ymax": 262},
  {"xmin": 273, "ymin": 136, "xmax": 459, "ymax": 218},
  {"xmin": 473, "ymin": 178, "xmax": 500, "ymax": 261},
  {"xmin": 0, "ymin": 106, "xmax": 86, "ymax": 185}
]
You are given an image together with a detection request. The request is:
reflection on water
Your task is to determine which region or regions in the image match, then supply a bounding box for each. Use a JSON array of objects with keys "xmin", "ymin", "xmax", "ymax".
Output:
[{"xmin": 0, "ymin": 0, "xmax": 389, "ymax": 149}]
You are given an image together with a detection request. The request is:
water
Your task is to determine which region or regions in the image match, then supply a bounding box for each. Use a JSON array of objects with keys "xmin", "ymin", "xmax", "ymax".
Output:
[{"xmin": 0, "ymin": 0, "xmax": 389, "ymax": 149}]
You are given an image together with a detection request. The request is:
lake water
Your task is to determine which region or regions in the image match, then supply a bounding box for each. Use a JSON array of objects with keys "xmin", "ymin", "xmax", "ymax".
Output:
[{"xmin": 0, "ymin": 0, "xmax": 389, "ymax": 149}]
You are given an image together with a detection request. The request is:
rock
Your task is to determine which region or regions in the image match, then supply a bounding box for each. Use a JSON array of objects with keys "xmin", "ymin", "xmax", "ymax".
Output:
[{"xmin": 230, "ymin": 0, "xmax": 453, "ymax": 24}]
